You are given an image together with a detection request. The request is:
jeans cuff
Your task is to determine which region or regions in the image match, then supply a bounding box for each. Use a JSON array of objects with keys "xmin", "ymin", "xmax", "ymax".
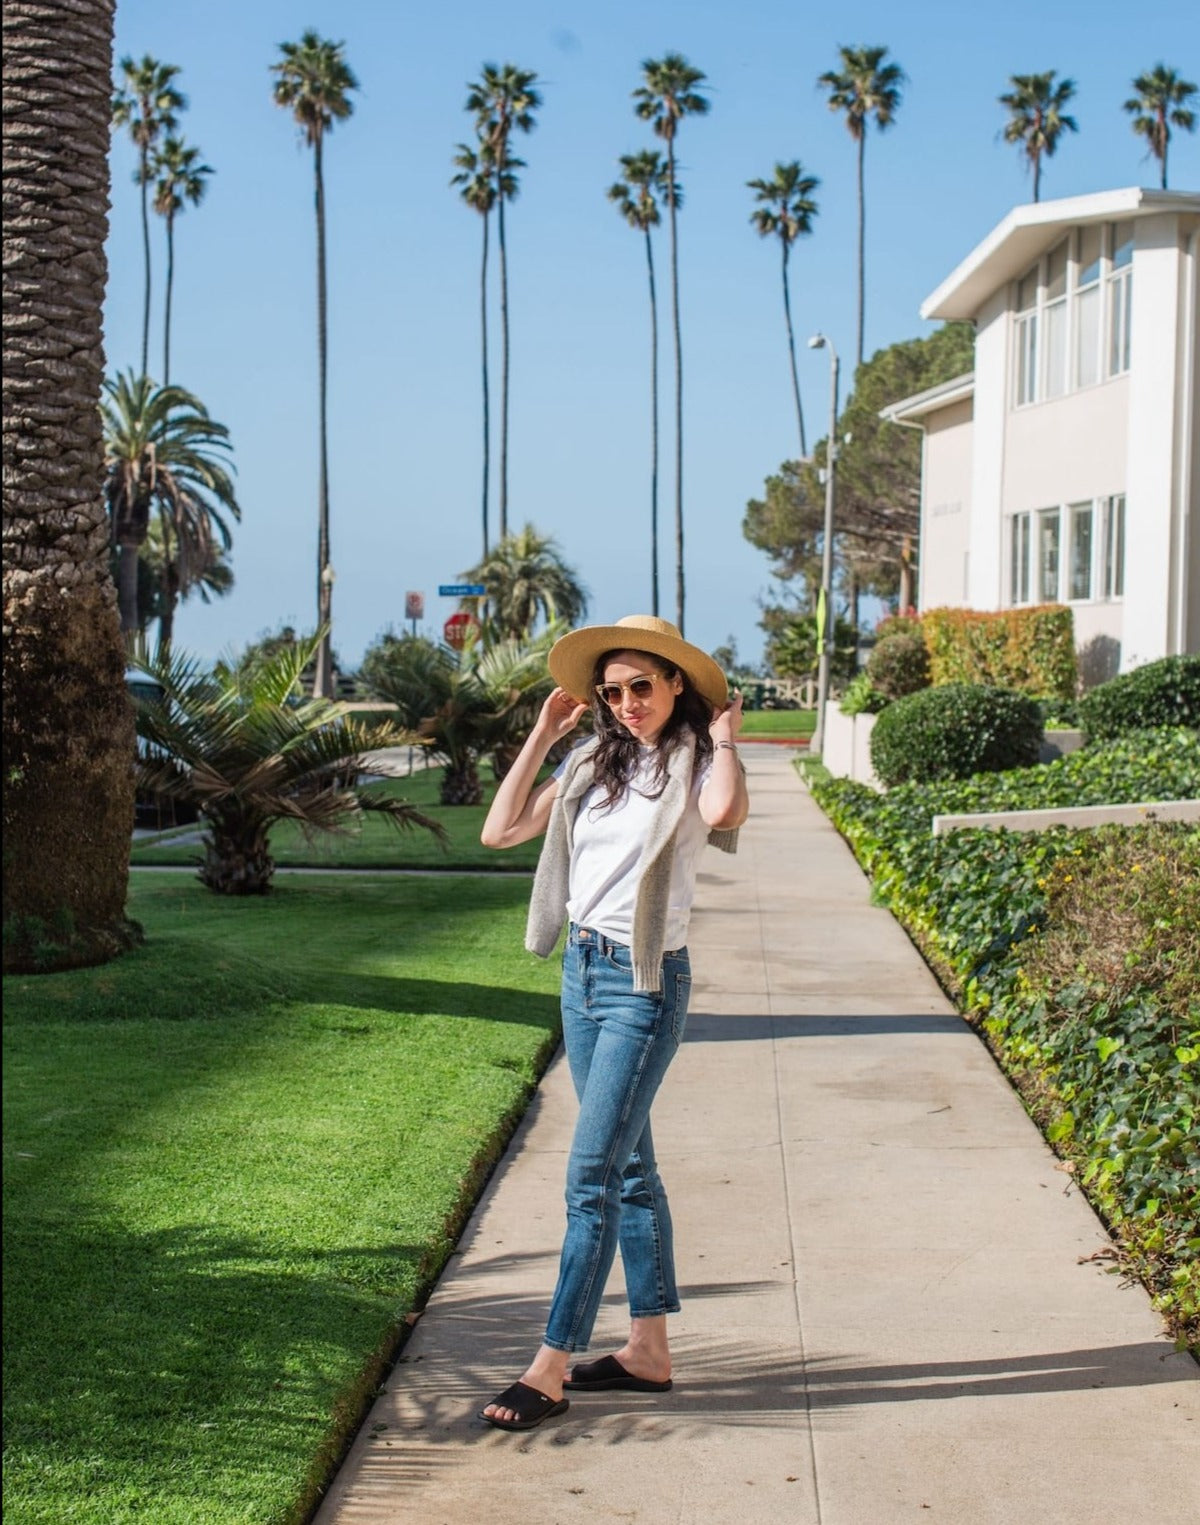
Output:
[
  {"xmin": 628, "ymin": 1302, "xmax": 681, "ymax": 1318},
  {"xmin": 541, "ymin": 1335, "xmax": 585, "ymax": 1354}
]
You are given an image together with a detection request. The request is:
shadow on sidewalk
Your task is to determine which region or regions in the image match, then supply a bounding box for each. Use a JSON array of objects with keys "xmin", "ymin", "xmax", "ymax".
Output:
[{"xmin": 683, "ymin": 1012, "xmax": 965, "ymax": 1040}]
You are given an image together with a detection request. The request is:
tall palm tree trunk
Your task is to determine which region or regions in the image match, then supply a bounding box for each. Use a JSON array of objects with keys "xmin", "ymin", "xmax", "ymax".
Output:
[
  {"xmin": 158, "ymin": 508, "xmax": 177, "ymax": 656},
  {"xmin": 667, "ymin": 136, "xmax": 684, "ymax": 634},
  {"xmin": 139, "ymin": 143, "xmax": 151, "ymax": 376},
  {"xmin": 1159, "ymin": 110, "xmax": 1168, "ymax": 188},
  {"xmin": 162, "ymin": 208, "xmax": 175, "ymax": 384},
  {"xmin": 780, "ymin": 240, "xmax": 807, "ymax": 458},
  {"xmin": 855, "ymin": 130, "xmax": 866, "ymax": 369},
  {"xmin": 3, "ymin": 0, "xmax": 140, "ymax": 971},
  {"xmin": 313, "ymin": 131, "xmax": 333, "ymax": 698},
  {"xmin": 497, "ymin": 165, "xmax": 510, "ymax": 541},
  {"xmin": 644, "ymin": 226, "xmax": 660, "ymax": 616},
  {"xmin": 480, "ymin": 209, "xmax": 491, "ymax": 559},
  {"xmin": 117, "ymin": 536, "xmax": 141, "ymax": 631}
]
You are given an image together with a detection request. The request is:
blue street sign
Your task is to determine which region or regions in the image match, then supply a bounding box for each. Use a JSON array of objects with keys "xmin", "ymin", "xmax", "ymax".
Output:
[{"xmin": 438, "ymin": 583, "xmax": 487, "ymax": 597}]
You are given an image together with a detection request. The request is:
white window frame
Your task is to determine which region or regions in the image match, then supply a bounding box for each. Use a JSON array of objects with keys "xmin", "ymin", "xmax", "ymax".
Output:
[
  {"xmin": 1011, "ymin": 223, "xmax": 1133, "ymax": 409},
  {"xmin": 1008, "ymin": 494, "xmax": 1126, "ymax": 607}
]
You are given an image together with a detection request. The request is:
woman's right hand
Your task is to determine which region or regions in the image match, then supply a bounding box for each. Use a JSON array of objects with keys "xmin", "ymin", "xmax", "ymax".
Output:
[{"xmin": 538, "ymin": 686, "xmax": 587, "ymax": 741}]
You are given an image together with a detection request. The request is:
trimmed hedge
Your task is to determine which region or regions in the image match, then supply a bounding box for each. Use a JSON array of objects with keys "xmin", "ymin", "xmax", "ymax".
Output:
[
  {"xmin": 922, "ymin": 605, "xmax": 1077, "ymax": 701},
  {"xmin": 867, "ymin": 630, "xmax": 930, "ymax": 699},
  {"xmin": 869, "ymin": 682, "xmax": 1042, "ymax": 787},
  {"xmin": 1079, "ymin": 655, "xmax": 1200, "ymax": 740}
]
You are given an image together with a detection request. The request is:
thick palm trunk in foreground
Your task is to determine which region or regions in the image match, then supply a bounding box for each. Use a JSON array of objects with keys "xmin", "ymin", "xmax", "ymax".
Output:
[{"xmin": 3, "ymin": 0, "xmax": 140, "ymax": 971}]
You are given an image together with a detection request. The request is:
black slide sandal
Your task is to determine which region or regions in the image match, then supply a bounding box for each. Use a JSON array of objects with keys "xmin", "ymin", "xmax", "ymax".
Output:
[
  {"xmin": 564, "ymin": 1354, "xmax": 673, "ymax": 1392},
  {"xmin": 479, "ymin": 1380, "xmax": 570, "ymax": 1431}
]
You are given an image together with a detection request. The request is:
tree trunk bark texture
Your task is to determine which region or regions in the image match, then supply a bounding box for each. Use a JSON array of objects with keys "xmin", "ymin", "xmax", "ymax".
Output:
[
  {"xmin": 3, "ymin": 0, "xmax": 141, "ymax": 971},
  {"xmin": 199, "ymin": 818, "xmax": 275, "ymax": 895},
  {"xmin": 480, "ymin": 210, "xmax": 490, "ymax": 560}
]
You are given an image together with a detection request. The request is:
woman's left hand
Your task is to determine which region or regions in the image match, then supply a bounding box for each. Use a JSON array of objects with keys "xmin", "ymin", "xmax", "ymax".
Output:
[{"xmin": 710, "ymin": 690, "xmax": 744, "ymax": 746}]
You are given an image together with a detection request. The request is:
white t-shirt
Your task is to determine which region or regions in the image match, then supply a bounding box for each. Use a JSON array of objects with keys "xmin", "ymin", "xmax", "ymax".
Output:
[{"xmin": 561, "ymin": 748, "xmax": 713, "ymax": 950}]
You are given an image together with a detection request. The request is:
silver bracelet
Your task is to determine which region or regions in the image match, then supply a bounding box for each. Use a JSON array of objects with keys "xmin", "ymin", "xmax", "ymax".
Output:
[{"xmin": 714, "ymin": 740, "xmax": 738, "ymax": 752}]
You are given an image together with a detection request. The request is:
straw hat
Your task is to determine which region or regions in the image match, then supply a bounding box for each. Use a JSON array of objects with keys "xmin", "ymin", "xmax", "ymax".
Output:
[{"xmin": 548, "ymin": 615, "xmax": 729, "ymax": 711}]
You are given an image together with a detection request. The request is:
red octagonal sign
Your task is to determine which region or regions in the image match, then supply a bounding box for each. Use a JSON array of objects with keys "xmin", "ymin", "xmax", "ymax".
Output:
[{"xmin": 443, "ymin": 611, "xmax": 479, "ymax": 649}]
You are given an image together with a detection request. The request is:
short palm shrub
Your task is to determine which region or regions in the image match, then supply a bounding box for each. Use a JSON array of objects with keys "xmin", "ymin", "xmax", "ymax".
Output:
[
  {"xmin": 132, "ymin": 638, "xmax": 444, "ymax": 893},
  {"xmin": 869, "ymin": 682, "xmax": 1043, "ymax": 787},
  {"xmin": 866, "ymin": 630, "xmax": 930, "ymax": 699},
  {"xmin": 1078, "ymin": 655, "xmax": 1200, "ymax": 741}
]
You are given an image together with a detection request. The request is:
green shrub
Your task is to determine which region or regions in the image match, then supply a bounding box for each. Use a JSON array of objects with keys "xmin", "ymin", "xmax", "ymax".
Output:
[
  {"xmin": 869, "ymin": 682, "xmax": 1043, "ymax": 787},
  {"xmin": 874, "ymin": 612, "xmax": 924, "ymax": 645},
  {"xmin": 839, "ymin": 671, "xmax": 889, "ymax": 716},
  {"xmin": 867, "ymin": 631, "xmax": 931, "ymax": 699},
  {"xmin": 1078, "ymin": 655, "xmax": 1200, "ymax": 741},
  {"xmin": 922, "ymin": 605, "xmax": 1077, "ymax": 700}
]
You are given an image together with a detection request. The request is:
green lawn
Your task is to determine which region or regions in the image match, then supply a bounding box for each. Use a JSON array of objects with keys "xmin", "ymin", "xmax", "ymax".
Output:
[
  {"xmin": 3, "ymin": 873, "xmax": 562, "ymax": 1525},
  {"xmin": 130, "ymin": 767, "xmax": 542, "ymax": 871},
  {"xmin": 738, "ymin": 709, "xmax": 815, "ymax": 738}
]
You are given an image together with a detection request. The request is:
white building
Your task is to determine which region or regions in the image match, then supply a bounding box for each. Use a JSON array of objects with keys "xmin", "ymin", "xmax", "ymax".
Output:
[{"xmin": 883, "ymin": 188, "xmax": 1200, "ymax": 684}]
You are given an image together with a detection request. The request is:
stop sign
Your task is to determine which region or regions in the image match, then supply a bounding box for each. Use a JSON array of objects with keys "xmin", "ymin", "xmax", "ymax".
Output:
[{"xmin": 443, "ymin": 611, "xmax": 478, "ymax": 649}]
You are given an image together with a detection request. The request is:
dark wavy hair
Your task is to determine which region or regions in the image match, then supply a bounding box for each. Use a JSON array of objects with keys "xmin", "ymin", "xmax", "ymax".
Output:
[{"xmin": 588, "ymin": 648, "xmax": 714, "ymax": 810}]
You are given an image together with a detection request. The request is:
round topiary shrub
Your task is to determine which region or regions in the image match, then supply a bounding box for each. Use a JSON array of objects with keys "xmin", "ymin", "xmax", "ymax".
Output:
[
  {"xmin": 869, "ymin": 683, "xmax": 1043, "ymax": 787},
  {"xmin": 1078, "ymin": 655, "xmax": 1200, "ymax": 741},
  {"xmin": 867, "ymin": 631, "xmax": 931, "ymax": 699}
]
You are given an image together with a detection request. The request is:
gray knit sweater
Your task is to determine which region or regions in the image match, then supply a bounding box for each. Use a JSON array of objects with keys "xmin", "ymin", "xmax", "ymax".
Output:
[{"xmin": 524, "ymin": 731, "xmax": 739, "ymax": 992}]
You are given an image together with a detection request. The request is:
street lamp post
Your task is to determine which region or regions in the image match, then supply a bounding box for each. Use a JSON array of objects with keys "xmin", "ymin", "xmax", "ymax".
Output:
[{"xmin": 808, "ymin": 333, "xmax": 839, "ymax": 756}]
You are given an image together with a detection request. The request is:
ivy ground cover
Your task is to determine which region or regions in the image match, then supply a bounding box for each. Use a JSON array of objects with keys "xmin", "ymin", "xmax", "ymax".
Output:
[
  {"xmin": 3, "ymin": 874, "xmax": 562, "ymax": 1524},
  {"xmin": 811, "ymin": 729, "xmax": 1200, "ymax": 1349}
]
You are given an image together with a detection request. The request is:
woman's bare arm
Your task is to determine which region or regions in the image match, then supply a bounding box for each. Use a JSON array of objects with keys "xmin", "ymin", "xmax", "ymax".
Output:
[
  {"xmin": 699, "ymin": 691, "xmax": 750, "ymax": 830},
  {"xmin": 480, "ymin": 688, "xmax": 588, "ymax": 848}
]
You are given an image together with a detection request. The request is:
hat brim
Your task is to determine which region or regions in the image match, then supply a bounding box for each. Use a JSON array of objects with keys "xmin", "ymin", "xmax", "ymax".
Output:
[{"xmin": 548, "ymin": 624, "xmax": 728, "ymax": 711}]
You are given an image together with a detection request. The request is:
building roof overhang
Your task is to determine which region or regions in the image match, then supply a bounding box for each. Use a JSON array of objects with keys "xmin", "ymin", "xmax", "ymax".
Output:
[
  {"xmin": 921, "ymin": 187, "xmax": 1200, "ymax": 322},
  {"xmin": 880, "ymin": 372, "xmax": 975, "ymax": 425}
]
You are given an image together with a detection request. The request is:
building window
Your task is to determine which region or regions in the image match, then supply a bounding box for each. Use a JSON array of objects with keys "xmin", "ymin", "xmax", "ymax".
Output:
[
  {"xmin": 1010, "ymin": 496, "xmax": 1125, "ymax": 607},
  {"xmin": 1044, "ymin": 240, "xmax": 1069, "ymax": 399},
  {"xmin": 1103, "ymin": 493, "xmax": 1125, "ymax": 598},
  {"xmin": 1108, "ymin": 222, "xmax": 1133, "ymax": 377},
  {"xmin": 1037, "ymin": 509, "xmax": 1061, "ymax": 602},
  {"xmin": 1014, "ymin": 269, "xmax": 1038, "ymax": 408},
  {"xmin": 1069, "ymin": 501, "xmax": 1094, "ymax": 600},
  {"xmin": 1074, "ymin": 225, "xmax": 1102, "ymax": 389},
  {"xmin": 1013, "ymin": 221, "xmax": 1134, "ymax": 407},
  {"xmin": 1011, "ymin": 511, "xmax": 1031, "ymax": 604}
]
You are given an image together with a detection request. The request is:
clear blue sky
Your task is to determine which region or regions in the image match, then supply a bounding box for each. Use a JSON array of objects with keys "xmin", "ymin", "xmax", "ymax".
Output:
[{"xmin": 105, "ymin": 0, "xmax": 1199, "ymax": 672}]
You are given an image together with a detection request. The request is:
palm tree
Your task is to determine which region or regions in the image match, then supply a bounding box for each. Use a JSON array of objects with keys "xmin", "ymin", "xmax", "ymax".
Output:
[
  {"xmin": 112, "ymin": 55, "xmax": 185, "ymax": 377},
  {"xmin": 465, "ymin": 64, "xmax": 541, "ymax": 541},
  {"xmin": 998, "ymin": 71, "xmax": 1078, "ymax": 203},
  {"xmin": 608, "ymin": 149, "xmax": 676, "ymax": 615},
  {"xmin": 360, "ymin": 625, "xmax": 561, "ymax": 803},
  {"xmin": 4, "ymin": 0, "xmax": 140, "ymax": 972},
  {"xmin": 131, "ymin": 636, "xmax": 443, "ymax": 893},
  {"xmin": 818, "ymin": 46, "xmax": 905, "ymax": 369},
  {"xmin": 151, "ymin": 136, "xmax": 212, "ymax": 384},
  {"xmin": 101, "ymin": 371, "xmax": 240, "ymax": 637},
  {"xmin": 138, "ymin": 521, "xmax": 234, "ymax": 654},
  {"xmin": 271, "ymin": 31, "xmax": 358, "ymax": 701},
  {"xmin": 634, "ymin": 54, "xmax": 710, "ymax": 636},
  {"xmin": 1124, "ymin": 64, "xmax": 1198, "ymax": 189},
  {"xmin": 748, "ymin": 161, "xmax": 821, "ymax": 459},
  {"xmin": 460, "ymin": 523, "xmax": 588, "ymax": 640},
  {"xmin": 451, "ymin": 140, "xmax": 522, "ymax": 560}
]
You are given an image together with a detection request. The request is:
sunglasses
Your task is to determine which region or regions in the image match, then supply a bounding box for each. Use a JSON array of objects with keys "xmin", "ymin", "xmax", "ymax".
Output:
[{"xmin": 595, "ymin": 673, "xmax": 670, "ymax": 707}]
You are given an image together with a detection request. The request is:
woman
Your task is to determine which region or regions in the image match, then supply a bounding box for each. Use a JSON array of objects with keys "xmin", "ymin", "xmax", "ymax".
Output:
[{"xmin": 478, "ymin": 614, "xmax": 749, "ymax": 1430}]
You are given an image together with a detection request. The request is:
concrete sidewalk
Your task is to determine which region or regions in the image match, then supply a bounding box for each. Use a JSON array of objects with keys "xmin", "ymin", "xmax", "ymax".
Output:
[{"xmin": 315, "ymin": 749, "xmax": 1198, "ymax": 1525}]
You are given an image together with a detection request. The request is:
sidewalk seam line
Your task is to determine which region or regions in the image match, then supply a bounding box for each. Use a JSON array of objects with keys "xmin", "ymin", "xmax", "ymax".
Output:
[{"xmin": 760, "ymin": 788, "xmax": 825, "ymax": 1524}]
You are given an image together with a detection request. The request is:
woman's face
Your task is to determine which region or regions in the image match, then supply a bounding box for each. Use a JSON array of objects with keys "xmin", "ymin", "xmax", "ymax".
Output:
[{"xmin": 599, "ymin": 650, "xmax": 683, "ymax": 746}]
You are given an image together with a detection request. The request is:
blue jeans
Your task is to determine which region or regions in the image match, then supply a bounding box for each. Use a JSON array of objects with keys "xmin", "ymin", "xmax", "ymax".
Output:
[{"xmin": 543, "ymin": 924, "xmax": 691, "ymax": 1353}]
